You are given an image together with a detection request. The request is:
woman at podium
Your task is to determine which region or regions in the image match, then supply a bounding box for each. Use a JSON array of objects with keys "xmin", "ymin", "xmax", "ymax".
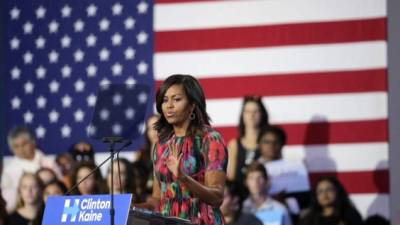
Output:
[{"xmin": 136, "ymin": 74, "xmax": 228, "ymax": 225}]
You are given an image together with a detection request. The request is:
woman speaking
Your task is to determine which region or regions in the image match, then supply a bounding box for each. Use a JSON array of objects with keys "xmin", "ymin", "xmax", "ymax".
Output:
[{"xmin": 137, "ymin": 74, "xmax": 228, "ymax": 225}]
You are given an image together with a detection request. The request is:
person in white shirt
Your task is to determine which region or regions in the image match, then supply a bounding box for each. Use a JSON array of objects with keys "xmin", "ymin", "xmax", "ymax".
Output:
[
  {"xmin": 242, "ymin": 162, "xmax": 292, "ymax": 225},
  {"xmin": 1, "ymin": 126, "xmax": 59, "ymax": 212}
]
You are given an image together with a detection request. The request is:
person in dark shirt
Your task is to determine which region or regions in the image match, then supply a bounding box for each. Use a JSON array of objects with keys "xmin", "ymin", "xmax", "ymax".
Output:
[
  {"xmin": 299, "ymin": 176, "xmax": 363, "ymax": 225},
  {"xmin": 8, "ymin": 173, "xmax": 44, "ymax": 225}
]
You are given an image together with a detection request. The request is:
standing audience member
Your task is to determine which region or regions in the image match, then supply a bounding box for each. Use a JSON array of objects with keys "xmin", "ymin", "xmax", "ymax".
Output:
[
  {"xmin": 257, "ymin": 126, "xmax": 286, "ymax": 164},
  {"xmin": 69, "ymin": 141, "xmax": 95, "ymax": 163},
  {"xmin": 69, "ymin": 162, "xmax": 105, "ymax": 195},
  {"xmin": 55, "ymin": 152, "xmax": 74, "ymax": 188},
  {"xmin": 299, "ymin": 176, "xmax": 363, "ymax": 225},
  {"xmin": 131, "ymin": 161, "xmax": 150, "ymax": 203},
  {"xmin": 227, "ymin": 95, "xmax": 269, "ymax": 187},
  {"xmin": 8, "ymin": 173, "xmax": 44, "ymax": 225},
  {"xmin": 220, "ymin": 181, "xmax": 262, "ymax": 225},
  {"xmin": 136, "ymin": 114, "xmax": 160, "ymax": 194},
  {"xmin": 242, "ymin": 162, "xmax": 292, "ymax": 225},
  {"xmin": 106, "ymin": 158, "xmax": 134, "ymax": 195},
  {"xmin": 257, "ymin": 125, "xmax": 311, "ymax": 221},
  {"xmin": 1, "ymin": 126, "xmax": 59, "ymax": 212}
]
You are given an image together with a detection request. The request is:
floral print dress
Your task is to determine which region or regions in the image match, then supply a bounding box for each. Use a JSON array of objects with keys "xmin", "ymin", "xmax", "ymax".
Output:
[{"xmin": 153, "ymin": 126, "xmax": 228, "ymax": 225}]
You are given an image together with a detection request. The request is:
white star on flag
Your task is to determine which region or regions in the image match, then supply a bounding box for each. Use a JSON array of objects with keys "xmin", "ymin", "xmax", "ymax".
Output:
[
  {"xmin": 87, "ymin": 4, "xmax": 97, "ymax": 17},
  {"xmin": 35, "ymin": 125, "xmax": 46, "ymax": 139},
  {"xmin": 10, "ymin": 37, "xmax": 20, "ymax": 50},
  {"xmin": 61, "ymin": 95, "xmax": 72, "ymax": 108},
  {"xmin": 49, "ymin": 110, "xmax": 60, "ymax": 123},
  {"xmin": 11, "ymin": 96, "xmax": 21, "ymax": 110},
  {"xmin": 36, "ymin": 6, "xmax": 46, "ymax": 19},
  {"xmin": 24, "ymin": 111, "xmax": 34, "ymax": 123},
  {"xmin": 49, "ymin": 80, "xmax": 60, "ymax": 93},
  {"xmin": 61, "ymin": 124, "xmax": 72, "ymax": 138},
  {"xmin": 61, "ymin": 5, "xmax": 72, "ymax": 18},
  {"xmin": 35, "ymin": 36, "xmax": 46, "ymax": 49}
]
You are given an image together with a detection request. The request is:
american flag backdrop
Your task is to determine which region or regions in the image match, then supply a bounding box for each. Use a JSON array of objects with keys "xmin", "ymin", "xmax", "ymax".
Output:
[
  {"xmin": 3, "ymin": 0, "xmax": 154, "ymax": 153},
  {"xmin": 2, "ymin": 0, "xmax": 388, "ymax": 219}
]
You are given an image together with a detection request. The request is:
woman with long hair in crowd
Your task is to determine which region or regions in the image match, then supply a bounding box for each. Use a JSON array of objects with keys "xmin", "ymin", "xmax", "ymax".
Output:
[
  {"xmin": 136, "ymin": 74, "xmax": 228, "ymax": 225},
  {"xmin": 227, "ymin": 95, "xmax": 269, "ymax": 183},
  {"xmin": 299, "ymin": 176, "xmax": 363, "ymax": 225},
  {"xmin": 69, "ymin": 162, "xmax": 105, "ymax": 195},
  {"xmin": 8, "ymin": 173, "xmax": 44, "ymax": 225}
]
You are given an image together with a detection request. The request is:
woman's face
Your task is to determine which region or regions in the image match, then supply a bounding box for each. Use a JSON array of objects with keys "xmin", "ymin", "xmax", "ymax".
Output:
[
  {"xmin": 43, "ymin": 184, "xmax": 64, "ymax": 202},
  {"xmin": 77, "ymin": 167, "xmax": 96, "ymax": 195},
  {"xmin": 316, "ymin": 180, "xmax": 337, "ymax": 207},
  {"xmin": 259, "ymin": 132, "xmax": 282, "ymax": 161},
  {"xmin": 107, "ymin": 162, "xmax": 127, "ymax": 193},
  {"xmin": 146, "ymin": 116, "xmax": 159, "ymax": 144},
  {"xmin": 161, "ymin": 84, "xmax": 193, "ymax": 127},
  {"xmin": 19, "ymin": 175, "xmax": 41, "ymax": 206},
  {"xmin": 242, "ymin": 101, "xmax": 262, "ymax": 128}
]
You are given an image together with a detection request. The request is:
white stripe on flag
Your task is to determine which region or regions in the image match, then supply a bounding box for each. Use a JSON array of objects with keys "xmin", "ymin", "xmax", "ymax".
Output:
[
  {"xmin": 155, "ymin": 41, "xmax": 387, "ymax": 79},
  {"xmin": 350, "ymin": 194, "xmax": 389, "ymax": 219},
  {"xmin": 206, "ymin": 92, "xmax": 387, "ymax": 126},
  {"xmin": 155, "ymin": 0, "xmax": 386, "ymax": 31},
  {"xmin": 283, "ymin": 142, "xmax": 388, "ymax": 172}
]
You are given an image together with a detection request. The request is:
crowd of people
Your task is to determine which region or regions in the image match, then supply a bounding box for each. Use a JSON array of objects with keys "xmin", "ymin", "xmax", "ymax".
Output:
[{"xmin": 0, "ymin": 83, "xmax": 390, "ymax": 225}]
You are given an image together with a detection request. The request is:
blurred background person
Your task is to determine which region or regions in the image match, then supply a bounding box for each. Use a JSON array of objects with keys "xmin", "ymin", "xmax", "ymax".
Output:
[
  {"xmin": 257, "ymin": 125, "xmax": 311, "ymax": 221},
  {"xmin": 227, "ymin": 95, "xmax": 269, "ymax": 195},
  {"xmin": 69, "ymin": 141, "xmax": 95, "ymax": 164},
  {"xmin": 106, "ymin": 158, "xmax": 134, "ymax": 194},
  {"xmin": 243, "ymin": 162, "xmax": 292, "ymax": 225},
  {"xmin": 43, "ymin": 180, "xmax": 67, "ymax": 202},
  {"xmin": 0, "ymin": 189, "xmax": 8, "ymax": 225},
  {"xmin": 136, "ymin": 114, "xmax": 160, "ymax": 194},
  {"xmin": 55, "ymin": 152, "xmax": 74, "ymax": 188},
  {"xmin": 35, "ymin": 168, "xmax": 58, "ymax": 186},
  {"xmin": 69, "ymin": 162, "xmax": 105, "ymax": 195},
  {"xmin": 1, "ymin": 126, "xmax": 59, "ymax": 212},
  {"xmin": 221, "ymin": 181, "xmax": 262, "ymax": 225},
  {"xmin": 299, "ymin": 176, "xmax": 363, "ymax": 225},
  {"xmin": 8, "ymin": 173, "xmax": 44, "ymax": 225}
]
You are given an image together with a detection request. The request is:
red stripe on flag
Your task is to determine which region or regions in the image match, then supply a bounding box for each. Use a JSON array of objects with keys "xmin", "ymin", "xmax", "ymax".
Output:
[
  {"xmin": 309, "ymin": 170, "xmax": 389, "ymax": 193},
  {"xmin": 216, "ymin": 119, "xmax": 388, "ymax": 145},
  {"xmin": 155, "ymin": 69, "xmax": 387, "ymax": 98},
  {"xmin": 155, "ymin": 18, "xmax": 386, "ymax": 52}
]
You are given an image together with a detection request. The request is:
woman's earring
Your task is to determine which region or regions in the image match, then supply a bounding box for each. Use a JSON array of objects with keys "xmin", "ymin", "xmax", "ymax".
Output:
[{"xmin": 190, "ymin": 113, "xmax": 195, "ymax": 120}]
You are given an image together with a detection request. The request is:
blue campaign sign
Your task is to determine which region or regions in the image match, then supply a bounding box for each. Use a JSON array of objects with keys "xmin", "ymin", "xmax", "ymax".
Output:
[{"xmin": 42, "ymin": 194, "xmax": 132, "ymax": 225}]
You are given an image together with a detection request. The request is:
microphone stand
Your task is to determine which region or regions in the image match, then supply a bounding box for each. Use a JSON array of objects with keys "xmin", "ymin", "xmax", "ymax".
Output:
[{"xmin": 65, "ymin": 138, "xmax": 132, "ymax": 225}]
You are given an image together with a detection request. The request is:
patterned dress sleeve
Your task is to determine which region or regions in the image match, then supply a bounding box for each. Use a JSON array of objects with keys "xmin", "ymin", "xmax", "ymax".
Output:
[{"xmin": 204, "ymin": 130, "xmax": 228, "ymax": 172}]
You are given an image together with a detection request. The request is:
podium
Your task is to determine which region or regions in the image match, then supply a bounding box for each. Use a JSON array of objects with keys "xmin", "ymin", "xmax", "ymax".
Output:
[
  {"xmin": 42, "ymin": 195, "xmax": 194, "ymax": 225},
  {"xmin": 128, "ymin": 208, "xmax": 194, "ymax": 225}
]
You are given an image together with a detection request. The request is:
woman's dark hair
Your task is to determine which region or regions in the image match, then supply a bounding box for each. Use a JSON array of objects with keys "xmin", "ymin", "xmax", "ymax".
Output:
[
  {"xmin": 107, "ymin": 158, "xmax": 134, "ymax": 194},
  {"xmin": 69, "ymin": 162, "xmax": 105, "ymax": 195},
  {"xmin": 238, "ymin": 95, "xmax": 269, "ymax": 138},
  {"xmin": 257, "ymin": 125, "xmax": 287, "ymax": 146},
  {"xmin": 302, "ymin": 176, "xmax": 357, "ymax": 225},
  {"xmin": 155, "ymin": 74, "xmax": 211, "ymax": 141},
  {"xmin": 69, "ymin": 141, "xmax": 95, "ymax": 163},
  {"xmin": 44, "ymin": 180, "xmax": 68, "ymax": 194}
]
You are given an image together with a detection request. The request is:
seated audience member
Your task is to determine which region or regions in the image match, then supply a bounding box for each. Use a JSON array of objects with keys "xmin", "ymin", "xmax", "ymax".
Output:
[
  {"xmin": 106, "ymin": 158, "xmax": 134, "ymax": 195},
  {"xmin": 36, "ymin": 168, "xmax": 58, "ymax": 186},
  {"xmin": 0, "ymin": 189, "xmax": 8, "ymax": 225},
  {"xmin": 8, "ymin": 173, "xmax": 44, "ymax": 225},
  {"xmin": 69, "ymin": 141, "xmax": 95, "ymax": 163},
  {"xmin": 43, "ymin": 180, "xmax": 67, "ymax": 202},
  {"xmin": 363, "ymin": 215, "xmax": 389, "ymax": 225},
  {"xmin": 258, "ymin": 126, "xmax": 311, "ymax": 215},
  {"xmin": 299, "ymin": 176, "xmax": 363, "ymax": 225},
  {"xmin": 221, "ymin": 181, "xmax": 262, "ymax": 225},
  {"xmin": 242, "ymin": 162, "xmax": 292, "ymax": 225},
  {"xmin": 69, "ymin": 162, "xmax": 105, "ymax": 195},
  {"xmin": 55, "ymin": 152, "xmax": 74, "ymax": 188},
  {"xmin": 1, "ymin": 126, "xmax": 59, "ymax": 212}
]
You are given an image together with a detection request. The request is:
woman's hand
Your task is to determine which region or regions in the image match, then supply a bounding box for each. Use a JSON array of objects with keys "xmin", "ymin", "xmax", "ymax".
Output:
[{"xmin": 166, "ymin": 143, "xmax": 183, "ymax": 179}]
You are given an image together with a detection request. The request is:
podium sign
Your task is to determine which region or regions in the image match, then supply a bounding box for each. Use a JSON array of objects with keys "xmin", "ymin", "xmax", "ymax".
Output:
[{"xmin": 42, "ymin": 194, "xmax": 132, "ymax": 225}]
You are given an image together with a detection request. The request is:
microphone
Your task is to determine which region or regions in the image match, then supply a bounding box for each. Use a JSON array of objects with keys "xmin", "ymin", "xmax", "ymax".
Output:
[{"xmin": 65, "ymin": 139, "xmax": 132, "ymax": 196}]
